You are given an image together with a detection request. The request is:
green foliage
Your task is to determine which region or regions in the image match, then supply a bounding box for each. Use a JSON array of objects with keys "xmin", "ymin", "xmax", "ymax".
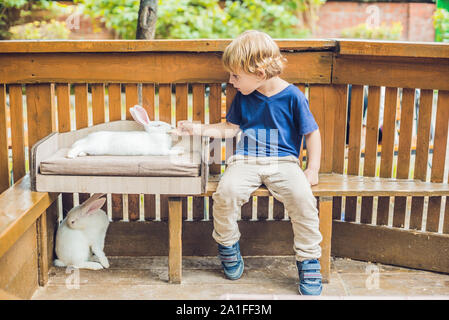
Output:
[
  {"xmin": 156, "ymin": 0, "xmax": 309, "ymax": 39},
  {"xmin": 74, "ymin": 0, "xmax": 139, "ymax": 39},
  {"xmin": 340, "ymin": 22, "xmax": 403, "ymax": 40},
  {"xmin": 0, "ymin": 0, "xmax": 70, "ymax": 39},
  {"xmin": 433, "ymin": 8, "xmax": 449, "ymax": 43},
  {"xmin": 9, "ymin": 19, "xmax": 70, "ymax": 39},
  {"xmin": 76, "ymin": 0, "xmax": 312, "ymax": 39}
]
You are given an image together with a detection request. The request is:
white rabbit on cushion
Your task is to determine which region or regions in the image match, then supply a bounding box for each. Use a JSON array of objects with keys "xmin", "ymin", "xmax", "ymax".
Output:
[
  {"xmin": 66, "ymin": 105, "xmax": 184, "ymax": 158},
  {"xmin": 54, "ymin": 193, "xmax": 110, "ymax": 270}
]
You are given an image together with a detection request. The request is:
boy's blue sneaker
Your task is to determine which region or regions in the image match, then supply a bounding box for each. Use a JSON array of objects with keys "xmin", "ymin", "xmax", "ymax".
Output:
[
  {"xmin": 296, "ymin": 259, "xmax": 322, "ymax": 295},
  {"xmin": 217, "ymin": 241, "xmax": 244, "ymax": 280}
]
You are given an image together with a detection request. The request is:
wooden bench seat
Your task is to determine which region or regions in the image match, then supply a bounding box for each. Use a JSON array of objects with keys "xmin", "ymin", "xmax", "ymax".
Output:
[{"xmin": 166, "ymin": 173, "xmax": 449, "ymax": 284}]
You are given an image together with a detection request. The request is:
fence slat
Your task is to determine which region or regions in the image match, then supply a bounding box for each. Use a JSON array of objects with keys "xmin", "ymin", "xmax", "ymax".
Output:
[
  {"xmin": 26, "ymin": 84, "xmax": 55, "ymax": 165},
  {"xmin": 142, "ymin": 83, "xmax": 155, "ymax": 120},
  {"xmin": 426, "ymin": 90, "xmax": 449, "ymax": 232},
  {"xmin": 91, "ymin": 83, "xmax": 105, "ymax": 125},
  {"xmin": 159, "ymin": 84, "xmax": 172, "ymax": 221},
  {"xmin": 73, "ymin": 84, "xmax": 90, "ymax": 207},
  {"xmin": 393, "ymin": 88, "xmax": 415, "ymax": 228},
  {"xmin": 74, "ymin": 84, "xmax": 88, "ymax": 129},
  {"xmin": 56, "ymin": 83, "xmax": 71, "ymax": 133},
  {"xmin": 9, "ymin": 84, "xmax": 25, "ymax": 183},
  {"xmin": 361, "ymin": 86, "xmax": 380, "ymax": 224},
  {"xmin": 108, "ymin": 83, "xmax": 122, "ymax": 121},
  {"xmin": 409, "ymin": 89, "xmax": 433, "ymax": 230},
  {"xmin": 108, "ymin": 83, "xmax": 123, "ymax": 221},
  {"xmin": 90, "ymin": 83, "xmax": 107, "ymax": 212},
  {"xmin": 209, "ymin": 83, "xmax": 222, "ymax": 175},
  {"xmin": 0, "ymin": 84, "xmax": 8, "ymax": 193},
  {"xmin": 56, "ymin": 83, "xmax": 73, "ymax": 216},
  {"xmin": 331, "ymin": 84, "xmax": 348, "ymax": 220},
  {"xmin": 377, "ymin": 87, "xmax": 398, "ymax": 226},
  {"xmin": 175, "ymin": 84, "xmax": 188, "ymax": 220},
  {"xmin": 142, "ymin": 83, "xmax": 157, "ymax": 221},
  {"xmin": 192, "ymin": 84, "xmax": 206, "ymax": 221},
  {"xmin": 125, "ymin": 83, "xmax": 140, "ymax": 221},
  {"xmin": 345, "ymin": 85, "xmax": 364, "ymax": 222}
]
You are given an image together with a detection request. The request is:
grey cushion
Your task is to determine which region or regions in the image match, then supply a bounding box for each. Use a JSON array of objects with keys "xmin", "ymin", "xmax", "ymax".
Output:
[{"xmin": 39, "ymin": 148, "xmax": 201, "ymax": 177}]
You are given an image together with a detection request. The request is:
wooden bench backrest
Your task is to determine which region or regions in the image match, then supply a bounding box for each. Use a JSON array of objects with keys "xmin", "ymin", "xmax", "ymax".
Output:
[{"xmin": 0, "ymin": 40, "xmax": 448, "ymax": 234}]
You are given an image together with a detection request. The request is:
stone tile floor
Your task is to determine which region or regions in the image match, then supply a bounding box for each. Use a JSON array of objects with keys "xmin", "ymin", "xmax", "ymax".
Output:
[{"xmin": 32, "ymin": 256, "xmax": 449, "ymax": 300}]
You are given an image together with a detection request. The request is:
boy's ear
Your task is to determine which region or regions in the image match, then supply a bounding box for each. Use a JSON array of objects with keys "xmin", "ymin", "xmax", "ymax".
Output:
[{"xmin": 255, "ymin": 68, "xmax": 266, "ymax": 80}]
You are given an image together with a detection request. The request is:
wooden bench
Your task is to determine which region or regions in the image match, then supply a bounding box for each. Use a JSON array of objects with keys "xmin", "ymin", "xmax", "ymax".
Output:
[{"xmin": 165, "ymin": 174, "xmax": 449, "ymax": 283}]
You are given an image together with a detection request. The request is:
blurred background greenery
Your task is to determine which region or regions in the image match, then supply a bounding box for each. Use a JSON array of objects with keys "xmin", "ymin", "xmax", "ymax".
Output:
[{"xmin": 0, "ymin": 0, "xmax": 446, "ymax": 42}]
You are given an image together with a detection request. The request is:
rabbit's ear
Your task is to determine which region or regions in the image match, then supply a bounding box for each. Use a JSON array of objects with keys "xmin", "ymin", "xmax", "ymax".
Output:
[
  {"xmin": 130, "ymin": 105, "xmax": 151, "ymax": 126},
  {"xmin": 84, "ymin": 198, "xmax": 106, "ymax": 216}
]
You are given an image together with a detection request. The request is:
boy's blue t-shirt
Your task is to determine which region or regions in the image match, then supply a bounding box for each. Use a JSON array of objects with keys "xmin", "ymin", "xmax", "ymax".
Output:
[{"xmin": 226, "ymin": 84, "xmax": 318, "ymax": 158}]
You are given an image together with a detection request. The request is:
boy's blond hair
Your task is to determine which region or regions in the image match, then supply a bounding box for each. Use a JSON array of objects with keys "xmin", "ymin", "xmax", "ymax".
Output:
[{"xmin": 222, "ymin": 30, "xmax": 286, "ymax": 79}]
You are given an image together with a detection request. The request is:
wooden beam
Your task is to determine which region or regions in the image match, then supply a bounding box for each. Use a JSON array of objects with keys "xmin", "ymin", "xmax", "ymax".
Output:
[{"xmin": 0, "ymin": 52, "xmax": 332, "ymax": 84}]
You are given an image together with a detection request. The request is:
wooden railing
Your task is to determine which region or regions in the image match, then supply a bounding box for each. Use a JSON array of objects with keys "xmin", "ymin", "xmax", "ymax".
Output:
[{"xmin": 1, "ymin": 39, "xmax": 449, "ymax": 298}]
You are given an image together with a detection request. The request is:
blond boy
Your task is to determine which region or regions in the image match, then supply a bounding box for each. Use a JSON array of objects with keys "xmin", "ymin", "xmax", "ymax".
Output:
[{"xmin": 177, "ymin": 30, "xmax": 323, "ymax": 295}]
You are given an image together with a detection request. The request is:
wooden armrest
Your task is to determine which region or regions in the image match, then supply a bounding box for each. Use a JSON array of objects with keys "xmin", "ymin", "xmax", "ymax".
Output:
[{"xmin": 0, "ymin": 175, "xmax": 58, "ymax": 259}]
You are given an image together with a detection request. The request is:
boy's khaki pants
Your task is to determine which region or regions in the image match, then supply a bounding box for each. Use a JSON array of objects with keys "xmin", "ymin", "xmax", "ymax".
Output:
[{"xmin": 212, "ymin": 154, "xmax": 322, "ymax": 262}]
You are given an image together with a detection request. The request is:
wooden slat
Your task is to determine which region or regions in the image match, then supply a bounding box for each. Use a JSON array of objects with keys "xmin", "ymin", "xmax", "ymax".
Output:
[
  {"xmin": 142, "ymin": 83, "xmax": 157, "ymax": 221},
  {"xmin": 337, "ymin": 40, "xmax": 449, "ymax": 59},
  {"xmin": 125, "ymin": 84, "xmax": 140, "ymax": 221},
  {"xmin": 209, "ymin": 83, "xmax": 222, "ymax": 175},
  {"xmin": 26, "ymin": 84, "xmax": 55, "ymax": 164},
  {"xmin": 331, "ymin": 84, "xmax": 348, "ymax": 220},
  {"xmin": 444, "ymin": 199, "xmax": 449, "ymax": 234},
  {"xmin": 0, "ymin": 52, "xmax": 332, "ymax": 85},
  {"xmin": 377, "ymin": 87, "xmax": 398, "ymax": 226},
  {"xmin": 55, "ymin": 83, "xmax": 71, "ymax": 133},
  {"xmin": 333, "ymin": 55, "xmax": 449, "ymax": 91},
  {"xmin": 309, "ymin": 84, "xmax": 335, "ymax": 173},
  {"xmin": 225, "ymin": 85, "xmax": 237, "ymax": 163},
  {"xmin": 345, "ymin": 85, "xmax": 364, "ymax": 222},
  {"xmin": 206, "ymin": 173, "xmax": 449, "ymax": 197},
  {"xmin": 159, "ymin": 84, "xmax": 172, "ymax": 221},
  {"xmin": 256, "ymin": 196, "xmax": 269, "ymax": 220},
  {"xmin": 175, "ymin": 83, "xmax": 189, "ymax": 220},
  {"xmin": 91, "ymin": 83, "xmax": 105, "ymax": 125},
  {"xmin": 74, "ymin": 83, "xmax": 88, "ymax": 129},
  {"xmin": 360, "ymin": 86, "xmax": 380, "ymax": 224},
  {"xmin": 409, "ymin": 89, "xmax": 433, "ymax": 230},
  {"xmin": 91, "ymin": 83, "xmax": 107, "ymax": 210},
  {"xmin": 426, "ymin": 90, "xmax": 449, "ymax": 232},
  {"xmin": 296, "ymin": 83, "xmax": 306, "ymax": 166},
  {"xmin": 73, "ymin": 83, "xmax": 89, "ymax": 209},
  {"xmin": 142, "ymin": 83, "xmax": 155, "ymax": 120},
  {"xmin": 0, "ymin": 39, "xmax": 337, "ymax": 54},
  {"xmin": 192, "ymin": 84, "xmax": 206, "ymax": 221},
  {"xmin": 108, "ymin": 83, "xmax": 122, "ymax": 121},
  {"xmin": 393, "ymin": 88, "xmax": 415, "ymax": 228},
  {"xmin": 273, "ymin": 198, "xmax": 285, "ymax": 220},
  {"xmin": 0, "ymin": 85, "xmax": 9, "ymax": 193},
  {"xmin": 9, "ymin": 84, "xmax": 25, "ymax": 183},
  {"xmin": 107, "ymin": 83, "xmax": 123, "ymax": 221}
]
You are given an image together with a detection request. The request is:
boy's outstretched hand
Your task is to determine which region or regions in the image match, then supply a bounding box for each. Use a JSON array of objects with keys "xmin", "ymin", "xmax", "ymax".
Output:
[
  {"xmin": 303, "ymin": 168, "xmax": 319, "ymax": 186},
  {"xmin": 174, "ymin": 120, "xmax": 201, "ymax": 136}
]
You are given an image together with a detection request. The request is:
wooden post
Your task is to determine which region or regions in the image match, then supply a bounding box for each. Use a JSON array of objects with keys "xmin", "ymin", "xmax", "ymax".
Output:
[
  {"xmin": 319, "ymin": 196, "xmax": 333, "ymax": 283},
  {"xmin": 168, "ymin": 197, "xmax": 182, "ymax": 283},
  {"xmin": 36, "ymin": 211, "xmax": 49, "ymax": 286}
]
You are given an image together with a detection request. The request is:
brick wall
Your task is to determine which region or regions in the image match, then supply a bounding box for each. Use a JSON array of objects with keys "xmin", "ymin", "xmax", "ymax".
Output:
[{"xmin": 315, "ymin": 1, "xmax": 436, "ymax": 41}]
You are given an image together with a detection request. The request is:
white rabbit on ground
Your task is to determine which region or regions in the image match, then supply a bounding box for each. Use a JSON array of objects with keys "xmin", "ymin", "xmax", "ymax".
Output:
[
  {"xmin": 54, "ymin": 193, "xmax": 110, "ymax": 270},
  {"xmin": 66, "ymin": 105, "xmax": 185, "ymax": 158}
]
